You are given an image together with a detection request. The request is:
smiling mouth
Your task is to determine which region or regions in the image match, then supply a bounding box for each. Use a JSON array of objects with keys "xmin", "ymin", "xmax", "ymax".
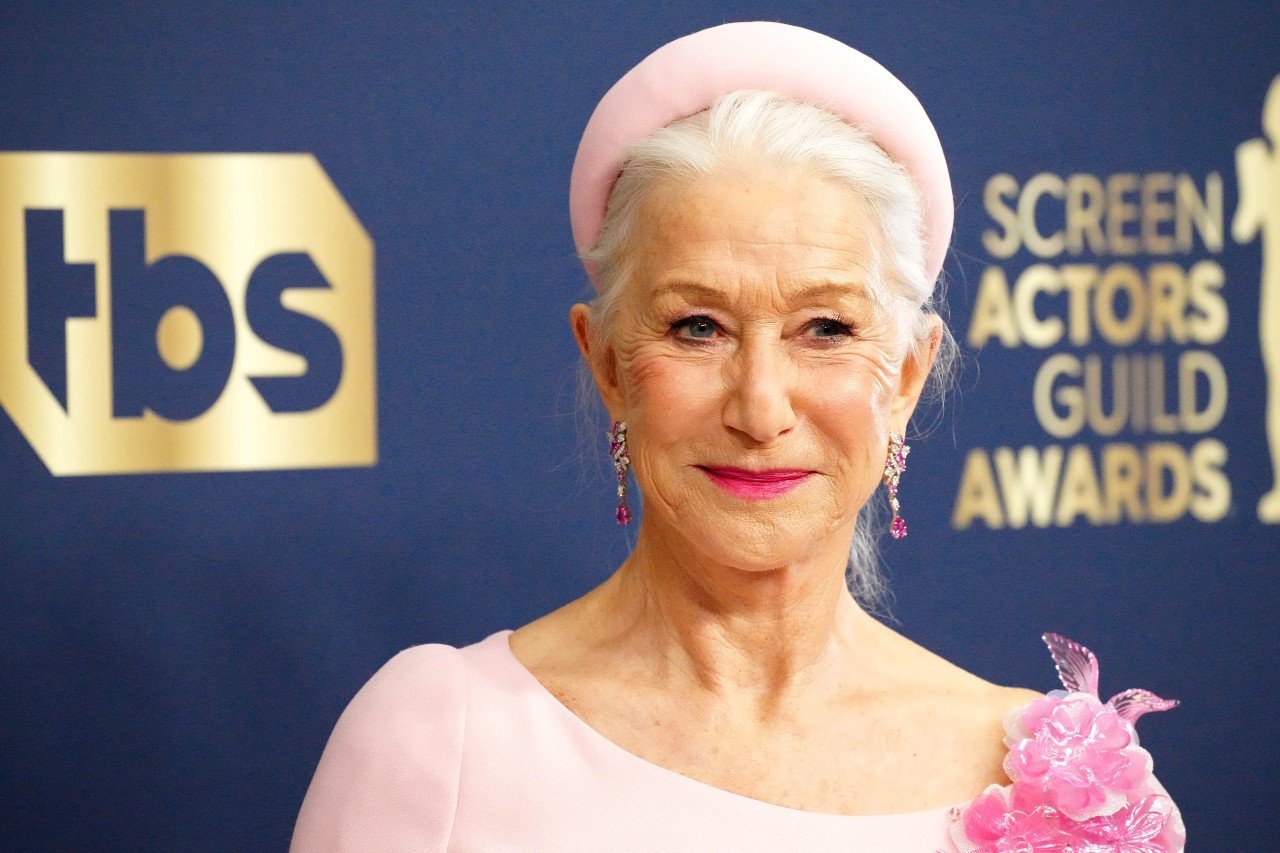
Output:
[{"xmin": 695, "ymin": 465, "xmax": 814, "ymax": 499}]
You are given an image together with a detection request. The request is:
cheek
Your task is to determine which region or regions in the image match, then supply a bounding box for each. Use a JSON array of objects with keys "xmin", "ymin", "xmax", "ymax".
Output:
[
  {"xmin": 625, "ymin": 353, "xmax": 716, "ymax": 489},
  {"xmin": 801, "ymin": 360, "xmax": 897, "ymax": 491},
  {"xmin": 616, "ymin": 345, "xmax": 726, "ymax": 504},
  {"xmin": 621, "ymin": 341, "xmax": 720, "ymax": 414},
  {"xmin": 804, "ymin": 353, "xmax": 896, "ymax": 428}
]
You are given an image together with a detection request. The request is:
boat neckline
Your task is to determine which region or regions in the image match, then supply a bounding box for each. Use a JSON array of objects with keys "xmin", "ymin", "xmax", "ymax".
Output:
[{"xmin": 487, "ymin": 628, "xmax": 979, "ymax": 823}]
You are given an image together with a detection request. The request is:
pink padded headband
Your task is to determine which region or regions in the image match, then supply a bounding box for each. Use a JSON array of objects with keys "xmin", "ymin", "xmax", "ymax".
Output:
[{"xmin": 569, "ymin": 21, "xmax": 953, "ymax": 287}]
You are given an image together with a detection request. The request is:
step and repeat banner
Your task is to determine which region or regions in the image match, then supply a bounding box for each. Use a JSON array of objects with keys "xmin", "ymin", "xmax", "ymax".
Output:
[{"xmin": 2, "ymin": 3, "xmax": 1275, "ymax": 849}]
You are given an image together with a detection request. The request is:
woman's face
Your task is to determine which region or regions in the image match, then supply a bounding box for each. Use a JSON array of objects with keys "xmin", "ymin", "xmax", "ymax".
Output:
[{"xmin": 576, "ymin": 163, "xmax": 937, "ymax": 572}]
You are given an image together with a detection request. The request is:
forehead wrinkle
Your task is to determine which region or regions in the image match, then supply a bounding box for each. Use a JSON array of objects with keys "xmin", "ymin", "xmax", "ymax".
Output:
[
  {"xmin": 649, "ymin": 278, "xmax": 875, "ymax": 312},
  {"xmin": 652, "ymin": 224, "xmax": 874, "ymax": 257},
  {"xmin": 641, "ymin": 212, "xmax": 879, "ymax": 287},
  {"xmin": 627, "ymin": 167, "xmax": 887, "ymax": 314},
  {"xmin": 644, "ymin": 172, "xmax": 877, "ymax": 251}
]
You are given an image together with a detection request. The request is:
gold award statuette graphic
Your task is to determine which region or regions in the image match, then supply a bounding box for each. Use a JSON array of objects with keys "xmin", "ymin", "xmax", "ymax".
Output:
[
  {"xmin": 1233, "ymin": 76, "xmax": 1280, "ymax": 524},
  {"xmin": 0, "ymin": 153, "xmax": 375, "ymax": 474}
]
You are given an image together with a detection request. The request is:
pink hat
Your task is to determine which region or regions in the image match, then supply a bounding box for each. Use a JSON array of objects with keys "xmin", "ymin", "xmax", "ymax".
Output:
[{"xmin": 569, "ymin": 21, "xmax": 953, "ymax": 286}]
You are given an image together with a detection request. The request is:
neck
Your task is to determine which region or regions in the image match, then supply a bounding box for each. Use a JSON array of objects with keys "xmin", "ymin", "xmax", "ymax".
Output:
[{"xmin": 590, "ymin": 518, "xmax": 873, "ymax": 701}]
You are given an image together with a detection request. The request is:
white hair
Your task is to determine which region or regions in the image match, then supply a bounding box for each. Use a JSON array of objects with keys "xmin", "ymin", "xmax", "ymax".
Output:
[{"xmin": 575, "ymin": 89, "xmax": 957, "ymax": 611}]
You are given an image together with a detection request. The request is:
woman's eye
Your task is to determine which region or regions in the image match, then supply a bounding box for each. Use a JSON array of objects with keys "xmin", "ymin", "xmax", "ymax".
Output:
[
  {"xmin": 811, "ymin": 318, "xmax": 854, "ymax": 339},
  {"xmin": 671, "ymin": 315, "xmax": 718, "ymax": 339}
]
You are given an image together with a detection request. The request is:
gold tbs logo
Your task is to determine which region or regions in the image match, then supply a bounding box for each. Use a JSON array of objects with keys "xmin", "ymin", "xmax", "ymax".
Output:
[{"xmin": 0, "ymin": 153, "xmax": 375, "ymax": 475}]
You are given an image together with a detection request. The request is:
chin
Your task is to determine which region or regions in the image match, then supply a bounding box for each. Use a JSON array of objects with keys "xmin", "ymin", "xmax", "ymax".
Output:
[{"xmin": 682, "ymin": 515, "xmax": 824, "ymax": 572}]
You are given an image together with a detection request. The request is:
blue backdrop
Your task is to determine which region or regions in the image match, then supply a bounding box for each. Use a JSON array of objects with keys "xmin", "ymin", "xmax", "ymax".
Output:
[{"xmin": 2, "ymin": 2, "xmax": 1276, "ymax": 849}]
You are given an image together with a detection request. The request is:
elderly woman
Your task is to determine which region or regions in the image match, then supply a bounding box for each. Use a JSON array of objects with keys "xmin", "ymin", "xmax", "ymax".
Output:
[{"xmin": 291, "ymin": 23, "xmax": 1183, "ymax": 852}]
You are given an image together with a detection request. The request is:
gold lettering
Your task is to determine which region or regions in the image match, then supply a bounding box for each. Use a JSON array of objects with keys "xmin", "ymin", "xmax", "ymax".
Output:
[
  {"xmin": 1012, "ymin": 264, "xmax": 1064, "ymax": 348},
  {"xmin": 1055, "ymin": 444, "xmax": 1105, "ymax": 526},
  {"xmin": 1106, "ymin": 173, "xmax": 1141, "ymax": 255},
  {"xmin": 1094, "ymin": 263, "xmax": 1146, "ymax": 345},
  {"xmin": 1101, "ymin": 443, "xmax": 1144, "ymax": 523},
  {"xmin": 1019, "ymin": 173, "xmax": 1066, "ymax": 258},
  {"xmin": 993, "ymin": 445, "xmax": 1063, "ymax": 528},
  {"xmin": 1140, "ymin": 173, "xmax": 1176, "ymax": 255},
  {"xmin": 1034, "ymin": 354, "xmax": 1084, "ymax": 438},
  {"xmin": 1186, "ymin": 259, "xmax": 1228, "ymax": 345},
  {"xmin": 1061, "ymin": 264, "xmax": 1098, "ymax": 345},
  {"xmin": 1065, "ymin": 174, "xmax": 1106, "ymax": 255},
  {"xmin": 1084, "ymin": 353, "xmax": 1128, "ymax": 436},
  {"xmin": 1146, "ymin": 442, "xmax": 1191, "ymax": 522},
  {"xmin": 982, "ymin": 173, "xmax": 1021, "ymax": 259},
  {"xmin": 1146, "ymin": 263, "xmax": 1188, "ymax": 344},
  {"xmin": 1175, "ymin": 171, "xmax": 1224, "ymax": 253},
  {"xmin": 952, "ymin": 449, "xmax": 1005, "ymax": 529},
  {"xmin": 1179, "ymin": 350, "xmax": 1228, "ymax": 433},
  {"xmin": 1189, "ymin": 438, "xmax": 1231, "ymax": 522},
  {"xmin": 968, "ymin": 266, "xmax": 1021, "ymax": 348},
  {"xmin": 1131, "ymin": 356, "xmax": 1147, "ymax": 433},
  {"xmin": 1147, "ymin": 355, "xmax": 1180, "ymax": 434}
]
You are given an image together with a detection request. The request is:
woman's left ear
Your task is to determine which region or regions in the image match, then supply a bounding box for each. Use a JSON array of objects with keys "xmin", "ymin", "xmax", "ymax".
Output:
[{"xmin": 890, "ymin": 315, "xmax": 944, "ymax": 430}]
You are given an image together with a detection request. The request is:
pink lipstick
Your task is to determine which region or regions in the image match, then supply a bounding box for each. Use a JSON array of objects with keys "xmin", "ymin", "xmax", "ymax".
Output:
[{"xmin": 697, "ymin": 466, "xmax": 813, "ymax": 499}]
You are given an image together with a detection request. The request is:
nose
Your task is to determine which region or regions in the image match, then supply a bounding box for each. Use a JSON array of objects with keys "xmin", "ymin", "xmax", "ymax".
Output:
[{"xmin": 722, "ymin": 328, "xmax": 798, "ymax": 444}]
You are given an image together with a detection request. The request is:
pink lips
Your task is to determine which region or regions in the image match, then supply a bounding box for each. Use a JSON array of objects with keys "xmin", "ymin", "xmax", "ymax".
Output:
[{"xmin": 697, "ymin": 466, "xmax": 814, "ymax": 499}]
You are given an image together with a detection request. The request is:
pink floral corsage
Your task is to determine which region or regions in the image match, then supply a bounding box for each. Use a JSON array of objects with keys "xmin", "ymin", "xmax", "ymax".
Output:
[{"xmin": 947, "ymin": 634, "xmax": 1185, "ymax": 852}]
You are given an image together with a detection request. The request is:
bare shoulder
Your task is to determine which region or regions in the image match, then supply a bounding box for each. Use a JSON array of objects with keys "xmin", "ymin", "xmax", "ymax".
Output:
[
  {"xmin": 1000, "ymin": 684, "xmax": 1049, "ymax": 707},
  {"xmin": 830, "ymin": 622, "xmax": 1047, "ymax": 802},
  {"xmin": 870, "ymin": 623, "xmax": 1045, "ymax": 740},
  {"xmin": 507, "ymin": 597, "xmax": 586, "ymax": 672},
  {"xmin": 506, "ymin": 578, "xmax": 628, "ymax": 680},
  {"xmin": 915, "ymin": 666, "xmax": 1040, "ymax": 745},
  {"xmin": 873, "ymin": 620, "xmax": 1042, "ymax": 691}
]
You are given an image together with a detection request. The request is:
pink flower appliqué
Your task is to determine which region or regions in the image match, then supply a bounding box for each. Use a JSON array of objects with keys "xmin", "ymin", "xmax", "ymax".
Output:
[
  {"xmin": 946, "ymin": 634, "xmax": 1183, "ymax": 853},
  {"xmin": 1064, "ymin": 794, "xmax": 1181, "ymax": 853},
  {"xmin": 949, "ymin": 784, "xmax": 1070, "ymax": 853},
  {"xmin": 1004, "ymin": 691, "xmax": 1152, "ymax": 820}
]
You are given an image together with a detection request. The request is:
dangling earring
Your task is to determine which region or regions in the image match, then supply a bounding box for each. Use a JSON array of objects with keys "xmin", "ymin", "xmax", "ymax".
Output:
[
  {"xmin": 608, "ymin": 420, "xmax": 633, "ymax": 525},
  {"xmin": 883, "ymin": 432, "xmax": 910, "ymax": 539}
]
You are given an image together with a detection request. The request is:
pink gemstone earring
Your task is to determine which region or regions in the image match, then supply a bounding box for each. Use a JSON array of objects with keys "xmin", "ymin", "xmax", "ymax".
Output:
[
  {"xmin": 608, "ymin": 420, "xmax": 633, "ymax": 525},
  {"xmin": 883, "ymin": 432, "xmax": 910, "ymax": 539}
]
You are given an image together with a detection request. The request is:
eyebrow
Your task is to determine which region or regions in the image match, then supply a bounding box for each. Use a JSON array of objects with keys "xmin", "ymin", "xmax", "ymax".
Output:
[{"xmin": 651, "ymin": 280, "xmax": 874, "ymax": 306}]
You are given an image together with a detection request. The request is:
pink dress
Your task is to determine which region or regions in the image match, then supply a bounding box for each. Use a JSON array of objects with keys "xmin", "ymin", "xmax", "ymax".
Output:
[{"xmin": 291, "ymin": 630, "xmax": 1184, "ymax": 852}]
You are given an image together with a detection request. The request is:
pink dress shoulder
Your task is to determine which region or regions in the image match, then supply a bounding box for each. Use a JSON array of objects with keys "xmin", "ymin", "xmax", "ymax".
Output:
[{"xmin": 291, "ymin": 630, "xmax": 1184, "ymax": 852}]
